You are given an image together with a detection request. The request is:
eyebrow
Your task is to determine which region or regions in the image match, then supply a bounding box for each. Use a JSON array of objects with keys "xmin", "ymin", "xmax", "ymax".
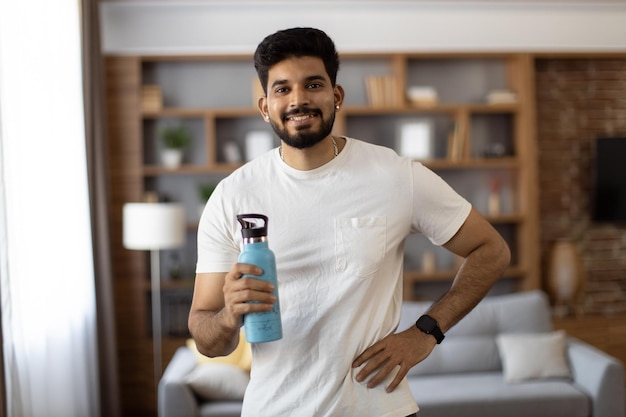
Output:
[{"xmin": 270, "ymin": 74, "xmax": 327, "ymax": 90}]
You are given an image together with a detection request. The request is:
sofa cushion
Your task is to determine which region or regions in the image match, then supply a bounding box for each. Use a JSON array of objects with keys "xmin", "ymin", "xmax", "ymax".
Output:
[
  {"xmin": 496, "ymin": 330, "xmax": 572, "ymax": 383},
  {"xmin": 398, "ymin": 290, "xmax": 553, "ymax": 375},
  {"xmin": 407, "ymin": 372, "xmax": 590, "ymax": 417},
  {"xmin": 185, "ymin": 363, "xmax": 249, "ymax": 401},
  {"xmin": 199, "ymin": 401, "xmax": 243, "ymax": 417},
  {"xmin": 407, "ymin": 336, "xmax": 500, "ymax": 376}
]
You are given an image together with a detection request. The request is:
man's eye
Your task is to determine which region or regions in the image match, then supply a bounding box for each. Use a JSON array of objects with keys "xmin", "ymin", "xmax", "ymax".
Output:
[
  {"xmin": 307, "ymin": 83, "xmax": 321, "ymax": 89},
  {"xmin": 274, "ymin": 87, "xmax": 288, "ymax": 94}
]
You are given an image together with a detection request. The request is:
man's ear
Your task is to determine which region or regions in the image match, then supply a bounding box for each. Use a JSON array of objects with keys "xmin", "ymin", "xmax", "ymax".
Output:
[
  {"xmin": 334, "ymin": 84, "xmax": 345, "ymax": 109},
  {"xmin": 258, "ymin": 95, "xmax": 269, "ymax": 122}
]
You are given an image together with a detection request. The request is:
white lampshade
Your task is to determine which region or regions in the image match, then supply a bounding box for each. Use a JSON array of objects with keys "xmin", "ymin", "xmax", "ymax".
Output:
[{"xmin": 123, "ymin": 202, "xmax": 186, "ymax": 250}]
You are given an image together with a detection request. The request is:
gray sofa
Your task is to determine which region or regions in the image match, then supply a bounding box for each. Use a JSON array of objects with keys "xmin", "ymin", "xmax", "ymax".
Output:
[{"xmin": 159, "ymin": 290, "xmax": 625, "ymax": 417}]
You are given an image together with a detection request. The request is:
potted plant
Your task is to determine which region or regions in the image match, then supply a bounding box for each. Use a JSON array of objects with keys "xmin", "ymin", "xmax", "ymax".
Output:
[
  {"xmin": 197, "ymin": 183, "xmax": 217, "ymax": 218},
  {"xmin": 198, "ymin": 183, "xmax": 217, "ymax": 202},
  {"xmin": 159, "ymin": 124, "xmax": 192, "ymax": 168}
]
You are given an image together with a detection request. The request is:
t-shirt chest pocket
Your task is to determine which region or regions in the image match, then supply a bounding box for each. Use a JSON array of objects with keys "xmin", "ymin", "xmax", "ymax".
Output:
[{"xmin": 335, "ymin": 217, "xmax": 387, "ymax": 277}]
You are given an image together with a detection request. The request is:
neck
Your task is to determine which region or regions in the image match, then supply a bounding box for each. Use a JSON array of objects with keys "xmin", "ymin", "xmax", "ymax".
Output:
[{"xmin": 280, "ymin": 136, "xmax": 343, "ymax": 170}]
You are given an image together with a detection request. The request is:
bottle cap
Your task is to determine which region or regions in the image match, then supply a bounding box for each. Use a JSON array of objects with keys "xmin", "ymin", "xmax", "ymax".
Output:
[{"xmin": 237, "ymin": 214, "xmax": 269, "ymax": 238}]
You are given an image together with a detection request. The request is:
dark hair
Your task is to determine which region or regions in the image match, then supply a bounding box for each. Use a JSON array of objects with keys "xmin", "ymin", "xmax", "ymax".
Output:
[{"xmin": 254, "ymin": 27, "xmax": 340, "ymax": 94}]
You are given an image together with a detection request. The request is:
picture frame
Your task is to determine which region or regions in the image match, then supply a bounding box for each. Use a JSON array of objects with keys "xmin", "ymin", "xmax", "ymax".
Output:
[
  {"xmin": 245, "ymin": 130, "xmax": 274, "ymax": 161},
  {"xmin": 397, "ymin": 119, "xmax": 434, "ymax": 160}
]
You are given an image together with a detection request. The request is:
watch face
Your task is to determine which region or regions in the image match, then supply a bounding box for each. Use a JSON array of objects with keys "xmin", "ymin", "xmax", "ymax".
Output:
[
  {"xmin": 416, "ymin": 314, "xmax": 445, "ymax": 344},
  {"xmin": 417, "ymin": 315, "xmax": 437, "ymax": 333}
]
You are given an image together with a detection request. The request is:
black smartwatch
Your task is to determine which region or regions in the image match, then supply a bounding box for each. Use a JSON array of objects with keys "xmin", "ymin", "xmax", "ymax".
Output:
[{"xmin": 415, "ymin": 314, "xmax": 445, "ymax": 344}]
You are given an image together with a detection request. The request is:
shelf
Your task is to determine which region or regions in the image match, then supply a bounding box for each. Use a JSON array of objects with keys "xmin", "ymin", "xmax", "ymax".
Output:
[
  {"xmin": 422, "ymin": 157, "xmax": 519, "ymax": 170},
  {"xmin": 161, "ymin": 279, "xmax": 194, "ymax": 290},
  {"xmin": 143, "ymin": 107, "xmax": 262, "ymax": 118},
  {"xmin": 142, "ymin": 157, "xmax": 518, "ymax": 176},
  {"xmin": 143, "ymin": 163, "xmax": 240, "ymax": 176},
  {"xmin": 144, "ymin": 164, "xmax": 213, "ymax": 175},
  {"xmin": 105, "ymin": 52, "xmax": 541, "ymax": 414},
  {"xmin": 143, "ymin": 108, "xmax": 210, "ymax": 118},
  {"xmin": 106, "ymin": 51, "xmax": 540, "ymax": 350},
  {"xmin": 485, "ymin": 213, "xmax": 525, "ymax": 224},
  {"xmin": 141, "ymin": 279, "xmax": 195, "ymax": 292},
  {"xmin": 343, "ymin": 102, "xmax": 518, "ymax": 115},
  {"xmin": 142, "ymin": 103, "xmax": 518, "ymax": 119},
  {"xmin": 404, "ymin": 265, "xmax": 526, "ymax": 283}
]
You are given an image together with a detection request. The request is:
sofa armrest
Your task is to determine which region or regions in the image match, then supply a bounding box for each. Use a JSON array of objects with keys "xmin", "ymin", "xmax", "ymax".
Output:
[
  {"xmin": 567, "ymin": 338, "xmax": 625, "ymax": 417},
  {"xmin": 158, "ymin": 346, "xmax": 199, "ymax": 417}
]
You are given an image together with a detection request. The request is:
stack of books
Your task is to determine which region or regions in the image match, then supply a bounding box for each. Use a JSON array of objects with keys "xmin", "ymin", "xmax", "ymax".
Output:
[
  {"xmin": 486, "ymin": 89, "xmax": 517, "ymax": 105},
  {"xmin": 447, "ymin": 121, "xmax": 468, "ymax": 162},
  {"xmin": 407, "ymin": 86, "xmax": 438, "ymax": 107},
  {"xmin": 365, "ymin": 75, "xmax": 402, "ymax": 107},
  {"xmin": 141, "ymin": 85, "xmax": 163, "ymax": 112}
]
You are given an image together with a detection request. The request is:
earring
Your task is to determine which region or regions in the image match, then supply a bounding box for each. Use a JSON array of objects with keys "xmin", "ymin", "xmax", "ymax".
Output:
[{"xmin": 335, "ymin": 105, "xmax": 340, "ymax": 110}]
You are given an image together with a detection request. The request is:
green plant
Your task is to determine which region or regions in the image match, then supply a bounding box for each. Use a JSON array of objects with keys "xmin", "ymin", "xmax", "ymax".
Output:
[
  {"xmin": 160, "ymin": 124, "xmax": 192, "ymax": 149},
  {"xmin": 198, "ymin": 183, "xmax": 217, "ymax": 202}
]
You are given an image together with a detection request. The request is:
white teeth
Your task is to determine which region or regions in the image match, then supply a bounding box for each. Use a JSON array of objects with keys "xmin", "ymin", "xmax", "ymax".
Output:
[{"xmin": 289, "ymin": 114, "xmax": 314, "ymax": 121}]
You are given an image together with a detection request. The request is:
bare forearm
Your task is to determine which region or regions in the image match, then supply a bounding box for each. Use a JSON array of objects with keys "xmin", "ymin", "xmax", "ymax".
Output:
[
  {"xmin": 188, "ymin": 309, "xmax": 241, "ymax": 357},
  {"xmin": 189, "ymin": 266, "xmax": 274, "ymax": 357},
  {"xmin": 429, "ymin": 235, "xmax": 510, "ymax": 332}
]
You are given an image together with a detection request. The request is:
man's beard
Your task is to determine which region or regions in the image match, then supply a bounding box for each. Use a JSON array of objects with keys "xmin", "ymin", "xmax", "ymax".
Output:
[{"xmin": 269, "ymin": 107, "xmax": 335, "ymax": 149}]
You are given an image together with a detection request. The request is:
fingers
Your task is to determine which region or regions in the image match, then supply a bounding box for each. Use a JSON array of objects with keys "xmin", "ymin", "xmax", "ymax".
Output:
[
  {"xmin": 225, "ymin": 263, "xmax": 275, "ymax": 301},
  {"xmin": 352, "ymin": 342, "xmax": 382, "ymax": 369},
  {"xmin": 353, "ymin": 330, "xmax": 433, "ymax": 392},
  {"xmin": 225, "ymin": 263, "xmax": 263, "ymax": 282},
  {"xmin": 355, "ymin": 351, "xmax": 409, "ymax": 392},
  {"xmin": 354, "ymin": 342, "xmax": 388, "ymax": 386},
  {"xmin": 386, "ymin": 366, "xmax": 409, "ymax": 393},
  {"xmin": 354, "ymin": 343, "xmax": 395, "ymax": 388},
  {"xmin": 223, "ymin": 263, "xmax": 276, "ymax": 318}
]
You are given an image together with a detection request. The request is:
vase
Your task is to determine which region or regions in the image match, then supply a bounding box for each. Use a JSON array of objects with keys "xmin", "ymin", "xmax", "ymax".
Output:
[
  {"xmin": 161, "ymin": 149, "xmax": 183, "ymax": 169},
  {"xmin": 546, "ymin": 239, "xmax": 585, "ymax": 317}
]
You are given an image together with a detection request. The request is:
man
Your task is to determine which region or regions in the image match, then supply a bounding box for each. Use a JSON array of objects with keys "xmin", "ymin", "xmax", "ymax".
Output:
[{"xmin": 189, "ymin": 27, "xmax": 510, "ymax": 417}]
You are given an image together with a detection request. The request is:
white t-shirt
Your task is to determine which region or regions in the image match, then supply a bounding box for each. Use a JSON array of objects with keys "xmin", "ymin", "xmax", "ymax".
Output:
[{"xmin": 196, "ymin": 137, "xmax": 471, "ymax": 417}]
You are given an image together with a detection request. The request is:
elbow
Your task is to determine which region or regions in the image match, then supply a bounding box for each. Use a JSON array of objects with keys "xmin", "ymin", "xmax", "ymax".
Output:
[
  {"xmin": 496, "ymin": 235, "xmax": 512, "ymax": 276},
  {"xmin": 194, "ymin": 340, "xmax": 216, "ymax": 358},
  {"xmin": 187, "ymin": 309, "xmax": 239, "ymax": 358},
  {"xmin": 187, "ymin": 312, "xmax": 210, "ymax": 356},
  {"xmin": 187, "ymin": 311, "xmax": 198, "ymax": 340}
]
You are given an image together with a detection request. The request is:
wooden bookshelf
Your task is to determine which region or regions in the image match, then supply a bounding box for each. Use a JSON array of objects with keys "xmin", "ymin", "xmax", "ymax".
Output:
[{"xmin": 104, "ymin": 51, "xmax": 540, "ymax": 414}]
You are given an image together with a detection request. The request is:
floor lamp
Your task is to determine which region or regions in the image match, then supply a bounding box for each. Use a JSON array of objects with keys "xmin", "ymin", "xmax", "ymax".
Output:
[{"xmin": 122, "ymin": 202, "xmax": 186, "ymax": 391}]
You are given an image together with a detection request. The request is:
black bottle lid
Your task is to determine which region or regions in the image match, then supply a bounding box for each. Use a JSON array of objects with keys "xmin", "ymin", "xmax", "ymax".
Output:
[{"xmin": 237, "ymin": 214, "xmax": 269, "ymax": 238}]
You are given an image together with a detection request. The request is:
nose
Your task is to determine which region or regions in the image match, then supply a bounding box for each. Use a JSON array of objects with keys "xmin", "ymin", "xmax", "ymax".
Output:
[{"xmin": 289, "ymin": 84, "xmax": 310, "ymax": 108}]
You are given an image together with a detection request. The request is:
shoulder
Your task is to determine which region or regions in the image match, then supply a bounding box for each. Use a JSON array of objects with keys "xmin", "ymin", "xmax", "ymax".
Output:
[
  {"xmin": 345, "ymin": 137, "xmax": 405, "ymax": 161},
  {"xmin": 343, "ymin": 138, "xmax": 412, "ymax": 174},
  {"xmin": 220, "ymin": 150, "xmax": 278, "ymax": 188}
]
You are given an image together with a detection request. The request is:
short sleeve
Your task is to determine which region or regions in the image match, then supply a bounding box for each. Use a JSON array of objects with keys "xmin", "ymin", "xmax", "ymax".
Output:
[
  {"xmin": 411, "ymin": 162, "xmax": 472, "ymax": 246},
  {"xmin": 196, "ymin": 182, "xmax": 240, "ymax": 273}
]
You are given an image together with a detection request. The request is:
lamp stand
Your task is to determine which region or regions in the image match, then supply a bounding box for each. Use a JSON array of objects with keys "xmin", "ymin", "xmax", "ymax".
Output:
[{"xmin": 150, "ymin": 249, "xmax": 162, "ymax": 390}]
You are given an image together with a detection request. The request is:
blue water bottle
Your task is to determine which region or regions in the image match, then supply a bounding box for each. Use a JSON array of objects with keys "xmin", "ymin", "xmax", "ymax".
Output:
[{"xmin": 237, "ymin": 214, "xmax": 282, "ymax": 343}]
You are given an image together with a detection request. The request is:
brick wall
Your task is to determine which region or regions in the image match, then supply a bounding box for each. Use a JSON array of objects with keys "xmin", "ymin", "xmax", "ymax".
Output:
[{"xmin": 535, "ymin": 58, "xmax": 626, "ymax": 315}]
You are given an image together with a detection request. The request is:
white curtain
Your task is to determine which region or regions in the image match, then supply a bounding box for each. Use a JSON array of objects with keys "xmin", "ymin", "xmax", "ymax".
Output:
[{"xmin": 0, "ymin": 1, "xmax": 100, "ymax": 416}]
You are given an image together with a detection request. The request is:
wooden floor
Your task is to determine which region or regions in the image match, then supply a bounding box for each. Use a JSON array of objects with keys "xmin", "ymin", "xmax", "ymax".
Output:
[{"xmin": 553, "ymin": 313, "xmax": 626, "ymax": 411}]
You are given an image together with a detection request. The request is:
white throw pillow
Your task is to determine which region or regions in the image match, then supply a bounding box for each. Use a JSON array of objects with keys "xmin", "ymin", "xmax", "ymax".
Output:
[
  {"xmin": 496, "ymin": 330, "xmax": 572, "ymax": 383},
  {"xmin": 185, "ymin": 363, "xmax": 250, "ymax": 401}
]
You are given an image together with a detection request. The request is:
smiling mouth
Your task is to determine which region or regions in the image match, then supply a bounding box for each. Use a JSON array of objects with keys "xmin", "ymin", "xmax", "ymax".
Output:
[
  {"xmin": 287, "ymin": 114, "xmax": 317, "ymax": 122},
  {"xmin": 283, "ymin": 108, "xmax": 322, "ymax": 123}
]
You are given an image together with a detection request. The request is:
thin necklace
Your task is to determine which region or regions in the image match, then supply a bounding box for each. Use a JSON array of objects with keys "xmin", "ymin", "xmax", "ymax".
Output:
[{"xmin": 280, "ymin": 137, "xmax": 339, "ymax": 161}]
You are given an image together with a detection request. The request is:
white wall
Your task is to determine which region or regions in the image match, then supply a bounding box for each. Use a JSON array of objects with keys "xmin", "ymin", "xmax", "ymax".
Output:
[{"xmin": 100, "ymin": 1, "xmax": 626, "ymax": 55}]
